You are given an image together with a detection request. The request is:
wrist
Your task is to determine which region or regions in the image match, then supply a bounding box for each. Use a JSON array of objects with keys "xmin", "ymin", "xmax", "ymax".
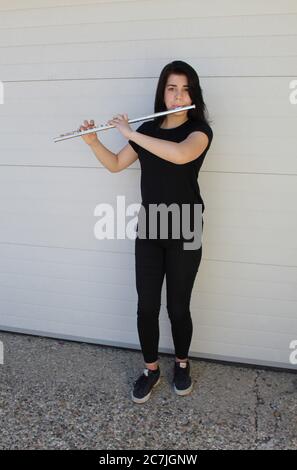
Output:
[
  {"xmin": 128, "ymin": 130, "xmax": 136, "ymax": 140},
  {"xmin": 88, "ymin": 139, "xmax": 100, "ymax": 148}
]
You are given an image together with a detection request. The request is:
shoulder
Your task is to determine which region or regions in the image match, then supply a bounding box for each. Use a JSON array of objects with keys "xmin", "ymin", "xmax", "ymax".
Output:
[
  {"xmin": 188, "ymin": 119, "xmax": 213, "ymax": 142},
  {"xmin": 186, "ymin": 120, "xmax": 213, "ymax": 149}
]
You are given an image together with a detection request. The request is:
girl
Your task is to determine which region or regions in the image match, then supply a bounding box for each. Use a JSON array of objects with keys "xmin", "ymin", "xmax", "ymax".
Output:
[{"xmin": 79, "ymin": 60, "xmax": 213, "ymax": 404}]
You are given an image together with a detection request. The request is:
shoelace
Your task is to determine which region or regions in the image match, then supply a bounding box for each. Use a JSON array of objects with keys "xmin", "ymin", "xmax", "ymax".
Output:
[
  {"xmin": 176, "ymin": 362, "xmax": 188, "ymax": 367},
  {"xmin": 175, "ymin": 362, "xmax": 189, "ymax": 376},
  {"xmin": 134, "ymin": 368, "xmax": 157, "ymax": 387},
  {"xmin": 133, "ymin": 368, "xmax": 150, "ymax": 387}
]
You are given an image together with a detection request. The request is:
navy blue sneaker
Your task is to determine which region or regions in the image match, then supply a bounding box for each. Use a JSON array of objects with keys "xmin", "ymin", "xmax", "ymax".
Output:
[
  {"xmin": 173, "ymin": 361, "xmax": 193, "ymax": 396},
  {"xmin": 131, "ymin": 367, "xmax": 161, "ymax": 404}
]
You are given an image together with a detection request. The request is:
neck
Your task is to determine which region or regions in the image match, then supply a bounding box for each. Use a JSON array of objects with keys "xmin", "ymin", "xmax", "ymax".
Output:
[{"xmin": 160, "ymin": 111, "xmax": 189, "ymax": 129}]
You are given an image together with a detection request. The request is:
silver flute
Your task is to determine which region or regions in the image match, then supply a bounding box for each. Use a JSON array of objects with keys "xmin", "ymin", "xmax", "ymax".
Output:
[{"xmin": 53, "ymin": 104, "xmax": 196, "ymax": 143}]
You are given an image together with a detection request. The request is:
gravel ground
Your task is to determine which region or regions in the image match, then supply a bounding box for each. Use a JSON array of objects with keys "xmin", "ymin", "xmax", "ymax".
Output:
[{"xmin": 0, "ymin": 331, "xmax": 296, "ymax": 450}]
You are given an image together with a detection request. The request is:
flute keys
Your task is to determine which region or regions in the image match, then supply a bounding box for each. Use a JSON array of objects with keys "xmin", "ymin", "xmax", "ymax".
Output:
[
  {"xmin": 60, "ymin": 130, "xmax": 79, "ymax": 137},
  {"xmin": 54, "ymin": 105, "xmax": 196, "ymax": 142}
]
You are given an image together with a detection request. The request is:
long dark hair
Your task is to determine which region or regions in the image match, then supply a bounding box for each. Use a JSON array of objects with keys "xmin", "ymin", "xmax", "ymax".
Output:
[{"xmin": 154, "ymin": 60, "xmax": 212, "ymax": 128}]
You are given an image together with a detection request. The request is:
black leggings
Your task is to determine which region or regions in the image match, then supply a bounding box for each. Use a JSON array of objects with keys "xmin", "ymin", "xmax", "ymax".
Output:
[{"xmin": 135, "ymin": 223, "xmax": 203, "ymax": 364}]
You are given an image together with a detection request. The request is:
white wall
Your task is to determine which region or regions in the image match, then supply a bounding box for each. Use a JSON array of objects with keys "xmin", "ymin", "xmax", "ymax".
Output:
[{"xmin": 0, "ymin": 0, "xmax": 296, "ymax": 369}]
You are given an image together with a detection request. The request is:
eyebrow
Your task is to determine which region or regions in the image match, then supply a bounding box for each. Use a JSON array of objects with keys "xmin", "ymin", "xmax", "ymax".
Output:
[{"xmin": 167, "ymin": 84, "xmax": 189, "ymax": 87}]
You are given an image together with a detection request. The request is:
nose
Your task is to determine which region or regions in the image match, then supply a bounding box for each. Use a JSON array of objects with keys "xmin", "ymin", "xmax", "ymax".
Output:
[{"xmin": 174, "ymin": 93, "xmax": 185, "ymax": 102}]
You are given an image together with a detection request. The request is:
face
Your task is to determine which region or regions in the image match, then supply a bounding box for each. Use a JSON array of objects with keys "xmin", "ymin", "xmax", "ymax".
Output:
[{"xmin": 163, "ymin": 73, "xmax": 192, "ymax": 110}]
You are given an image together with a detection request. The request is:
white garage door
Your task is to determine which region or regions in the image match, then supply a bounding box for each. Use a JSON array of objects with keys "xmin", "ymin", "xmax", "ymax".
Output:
[{"xmin": 0, "ymin": 0, "xmax": 296, "ymax": 370}]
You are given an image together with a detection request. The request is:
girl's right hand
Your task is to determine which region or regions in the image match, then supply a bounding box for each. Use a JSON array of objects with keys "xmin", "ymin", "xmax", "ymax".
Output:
[{"xmin": 79, "ymin": 119, "xmax": 99, "ymax": 146}]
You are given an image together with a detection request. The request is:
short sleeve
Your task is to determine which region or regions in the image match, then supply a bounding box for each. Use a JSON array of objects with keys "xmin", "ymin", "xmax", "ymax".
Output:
[
  {"xmin": 128, "ymin": 139, "xmax": 139, "ymax": 153},
  {"xmin": 191, "ymin": 120, "xmax": 213, "ymax": 148},
  {"xmin": 128, "ymin": 121, "xmax": 150, "ymax": 154}
]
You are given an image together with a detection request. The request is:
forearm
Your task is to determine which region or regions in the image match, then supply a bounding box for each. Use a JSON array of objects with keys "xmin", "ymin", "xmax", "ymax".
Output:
[
  {"xmin": 129, "ymin": 131, "xmax": 181, "ymax": 164},
  {"xmin": 88, "ymin": 140, "xmax": 118, "ymax": 172}
]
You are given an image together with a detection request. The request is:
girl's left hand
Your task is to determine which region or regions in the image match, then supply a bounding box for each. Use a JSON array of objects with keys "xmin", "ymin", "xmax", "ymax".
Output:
[{"xmin": 107, "ymin": 114, "xmax": 133, "ymax": 139}]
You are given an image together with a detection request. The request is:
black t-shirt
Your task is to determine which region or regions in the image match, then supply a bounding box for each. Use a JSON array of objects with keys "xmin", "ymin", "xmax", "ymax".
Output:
[{"xmin": 128, "ymin": 117, "xmax": 213, "ymax": 239}]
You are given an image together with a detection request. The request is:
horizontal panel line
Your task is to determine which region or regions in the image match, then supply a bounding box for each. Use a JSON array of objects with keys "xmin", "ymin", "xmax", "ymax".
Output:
[
  {"xmin": 0, "ymin": 284, "xmax": 136, "ymax": 304},
  {"xmin": 0, "ymin": 30, "xmax": 297, "ymax": 43},
  {"xmin": 0, "ymin": 298, "xmax": 296, "ymax": 338},
  {"xmin": 0, "ymin": 241, "xmax": 296, "ymax": 269},
  {"xmin": 0, "ymin": 266, "xmax": 297, "ymax": 292},
  {"xmin": 0, "ymin": 246, "xmax": 296, "ymax": 273},
  {"xmin": 0, "ymin": 255, "xmax": 134, "ymax": 271},
  {"xmin": 0, "ymin": 295, "xmax": 136, "ymax": 312},
  {"xmin": 1, "ymin": 324, "xmax": 293, "ymax": 363},
  {"xmin": 1, "ymin": 165, "xmax": 134, "ymax": 171},
  {"xmin": 0, "ymin": 272, "xmax": 134, "ymax": 289},
  {"xmin": 1, "ymin": 324, "xmax": 295, "ymax": 365},
  {"xmin": 1, "ymin": 55, "xmax": 297, "ymax": 68},
  {"xmin": 0, "ymin": 291, "xmax": 296, "ymax": 327},
  {"xmin": 0, "ymin": 307, "xmax": 294, "ymax": 347},
  {"xmin": 1, "ymin": 267, "xmax": 296, "ymax": 294},
  {"xmin": 0, "ymin": 240, "xmax": 136, "ymax": 255},
  {"xmin": 1, "ymin": 279, "xmax": 297, "ymax": 309},
  {"xmin": 0, "ymin": 256, "xmax": 296, "ymax": 286},
  {"xmin": 0, "ymin": 311, "xmax": 142, "ymax": 335},
  {"xmin": 202, "ymin": 171, "xmax": 297, "ymax": 176},
  {"xmin": 0, "ymin": 0, "xmax": 141, "ymax": 14},
  {"xmin": 1, "ymin": 261, "xmax": 296, "ymax": 286},
  {"xmin": 1, "ymin": 164, "xmax": 297, "ymax": 177},
  {"xmin": 197, "ymin": 285, "xmax": 297, "ymax": 303},
  {"xmin": 1, "ymin": 11, "xmax": 297, "ymax": 26},
  {"xmin": 190, "ymin": 307, "xmax": 297, "ymax": 323},
  {"xmin": 1, "ymin": 75, "xmax": 297, "ymax": 84},
  {"xmin": 0, "ymin": 1, "xmax": 297, "ymax": 15},
  {"xmin": 1, "ymin": 59, "xmax": 296, "ymax": 74}
]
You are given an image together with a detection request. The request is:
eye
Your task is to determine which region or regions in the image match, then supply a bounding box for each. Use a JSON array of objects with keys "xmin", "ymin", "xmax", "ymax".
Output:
[{"xmin": 168, "ymin": 87, "xmax": 190, "ymax": 92}]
